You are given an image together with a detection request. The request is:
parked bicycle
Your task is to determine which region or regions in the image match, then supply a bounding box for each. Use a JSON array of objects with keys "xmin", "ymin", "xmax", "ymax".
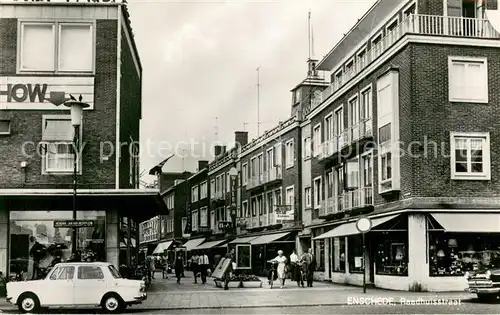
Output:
[{"xmin": 267, "ymin": 260, "xmax": 278, "ymax": 288}]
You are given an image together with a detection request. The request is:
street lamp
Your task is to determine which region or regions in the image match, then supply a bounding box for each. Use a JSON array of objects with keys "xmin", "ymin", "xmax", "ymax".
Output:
[
  {"xmin": 46, "ymin": 92, "xmax": 90, "ymax": 254},
  {"xmin": 228, "ymin": 167, "xmax": 238, "ymax": 234}
]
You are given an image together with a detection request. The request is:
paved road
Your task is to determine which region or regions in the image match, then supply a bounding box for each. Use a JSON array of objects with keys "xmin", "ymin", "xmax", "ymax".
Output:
[{"xmin": 2, "ymin": 302, "xmax": 500, "ymax": 314}]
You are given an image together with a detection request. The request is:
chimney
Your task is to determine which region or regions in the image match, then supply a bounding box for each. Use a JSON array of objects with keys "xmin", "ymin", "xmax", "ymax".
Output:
[
  {"xmin": 234, "ymin": 131, "xmax": 248, "ymax": 147},
  {"xmin": 214, "ymin": 145, "xmax": 223, "ymax": 157},
  {"xmin": 198, "ymin": 160, "xmax": 209, "ymax": 171}
]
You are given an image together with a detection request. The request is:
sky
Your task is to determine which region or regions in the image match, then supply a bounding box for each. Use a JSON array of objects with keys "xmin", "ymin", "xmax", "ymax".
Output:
[{"xmin": 126, "ymin": 0, "xmax": 377, "ymax": 185}]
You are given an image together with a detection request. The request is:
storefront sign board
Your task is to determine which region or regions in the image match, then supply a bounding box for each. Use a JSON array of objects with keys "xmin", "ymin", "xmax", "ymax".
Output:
[
  {"xmin": 0, "ymin": 76, "xmax": 94, "ymax": 110},
  {"xmin": 54, "ymin": 220, "xmax": 95, "ymax": 228}
]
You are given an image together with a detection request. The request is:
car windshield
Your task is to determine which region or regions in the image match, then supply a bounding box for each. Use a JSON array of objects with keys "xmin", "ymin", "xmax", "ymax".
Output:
[{"xmin": 108, "ymin": 265, "xmax": 122, "ymax": 279}]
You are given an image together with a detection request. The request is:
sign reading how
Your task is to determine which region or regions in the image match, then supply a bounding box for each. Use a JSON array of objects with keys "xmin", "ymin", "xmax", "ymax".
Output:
[
  {"xmin": 54, "ymin": 220, "xmax": 95, "ymax": 228},
  {"xmin": 1, "ymin": 0, "xmax": 123, "ymax": 3},
  {"xmin": 275, "ymin": 205, "xmax": 294, "ymax": 221},
  {"xmin": 0, "ymin": 76, "xmax": 94, "ymax": 110}
]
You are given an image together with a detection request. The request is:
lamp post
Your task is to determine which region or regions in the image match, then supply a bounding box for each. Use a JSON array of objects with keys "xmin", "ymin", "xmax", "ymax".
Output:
[
  {"xmin": 46, "ymin": 92, "xmax": 90, "ymax": 254},
  {"xmin": 228, "ymin": 167, "xmax": 238, "ymax": 235},
  {"xmin": 355, "ymin": 217, "xmax": 372, "ymax": 293}
]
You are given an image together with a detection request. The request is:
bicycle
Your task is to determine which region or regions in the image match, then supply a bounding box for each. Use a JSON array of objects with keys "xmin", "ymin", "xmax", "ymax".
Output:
[{"xmin": 267, "ymin": 260, "xmax": 278, "ymax": 289}]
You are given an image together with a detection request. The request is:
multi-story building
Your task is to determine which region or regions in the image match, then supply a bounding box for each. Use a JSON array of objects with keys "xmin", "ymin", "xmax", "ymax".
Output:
[
  {"xmin": 153, "ymin": 174, "xmax": 191, "ymax": 259},
  {"xmin": 181, "ymin": 161, "xmax": 210, "ymax": 252},
  {"xmin": 0, "ymin": 0, "xmax": 166, "ymax": 275},
  {"xmin": 138, "ymin": 216, "xmax": 161, "ymax": 256},
  {"xmin": 306, "ymin": 0, "xmax": 500, "ymax": 291}
]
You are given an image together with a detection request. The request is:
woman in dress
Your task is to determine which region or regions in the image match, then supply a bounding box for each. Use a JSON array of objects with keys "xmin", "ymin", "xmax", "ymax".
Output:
[{"xmin": 270, "ymin": 250, "xmax": 287, "ymax": 289}]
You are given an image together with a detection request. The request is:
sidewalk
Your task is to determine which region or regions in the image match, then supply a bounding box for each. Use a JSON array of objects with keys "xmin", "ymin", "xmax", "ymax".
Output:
[{"xmin": 0, "ymin": 272, "xmax": 476, "ymax": 311}]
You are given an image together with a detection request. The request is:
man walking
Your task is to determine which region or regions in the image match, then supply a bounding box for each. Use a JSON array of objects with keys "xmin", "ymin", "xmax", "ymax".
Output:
[
  {"xmin": 199, "ymin": 251, "xmax": 210, "ymax": 284},
  {"xmin": 190, "ymin": 254, "xmax": 199, "ymax": 284},
  {"xmin": 289, "ymin": 249, "xmax": 301, "ymax": 287},
  {"xmin": 302, "ymin": 248, "xmax": 315, "ymax": 287}
]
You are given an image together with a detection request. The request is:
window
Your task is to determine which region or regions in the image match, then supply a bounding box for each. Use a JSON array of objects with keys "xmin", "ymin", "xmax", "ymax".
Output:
[
  {"xmin": 257, "ymin": 154, "xmax": 263, "ymax": 175},
  {"xmin": 210, "ymin": 211, "xmax": 216, "ymax": 231},
  {"xmin": 315, "ymin": 239, "xmax": 325, "ymax": 271},
  {"xmin": 448, "ymin": 57, "xmax": 488, "ymax": 103},
  {"xmin": 313, "ymin": 177, "xmax": 322, "ymax": 209},
  {"xmin": 221, "ymin": 173, "xmax": 225, "ymax": 192},
  {"xmin": 304, "ymin": 137, "xmax": 311, "ymax": 159},
  {"xmin": 450, "ymin": 132, "xmax": 490, "ymax": 180},
  {"xmin": 348, "ymin": 96, "xmax": 359, "ymax": 127},
  {"xmin": 19, "ymin": 22, "xmax": 93, "ymax": 73},
  {"xmin": 274, "ymin": 188, "xmax": 282, "ymax": 207},
  {"xmin": 266, "ymin": 148, "xmax": 274, "ymax": 171},
  {"xmin": 50, "ymin": 266, "xmax": 75, "ymax": 280},
  {"xmin": 313, "ymin": 124, "xmax": 321, "ymax": 156},
  {"xmin": 200, "ymin": 207, "xmax": 208, "ymax": 227},
  {"xmin": 200, "ymin": 181, "xmax": 208, "ymax": 199},
  {"xmin": 257, "ymin": 195, "xmax": 263, "ymax": 215},
  {"xmin": 108, "ymin": 265, "xmax": 121, "ymax": 279},
  {"xmin": 191, "ymin": 185, "xmax": 198, "ymax": 202},
  {"xmin": 78, "ymin": 266, "xmax": 104, "ymax": 279},
  {"xmin": 242, "ymin": 164, "xmax": 248, "ymax": 185},
  {"xmin": 0, "ymin": 120, "xmax": 11, "ymax": 135},
  {"xmin": 376, "ymin": 232, "xmax": 408, "ymax": 276},
  {"xmin": 242, "ymin": 201, "xmax": 248, "ymax": 218},
  {"xmin": 285, "ymin": 140, "xmax": 294, "ymax": 168},
  {"xmin": 215, "ymin": 176, "xmax": 220, "ymax": 193},
  {"xmin": 286, "ymin": 186, "xmax": 294, "ymax": 212},
  {"xmin": 357, "ymin": 47, "xmax": 367, "ymax": 69},
  {"xmin": 305, "ymin": 187, "xmax": 312, "ymax": 208},
  {"xmin": 362, "ymin": 153, "xmax": 373, "ymax": 187},
  {"xmin": 324, "ymin": 114, "xmax": 333, "ymax": 141},
  {"xmin": 335, "ymin": 107, "xmax": 344, "ymax": 135},
  {"xmin": 41, "ymin": 116, "xmax": 81, "ymax": 174},
  {"xmin": 333, "ymin": 237, "xmax": 346, "ymax": 272},
  {"xmin": 378, "ymin": 123, "xmax": 391, "ymax": 144},
  {"xmin": 386, "ymin": 16, "xmax": 399, "ymax": 33},
  {"xmin": 226, "ymin": 172, "xmax": 230, "ymax": 190},
  {"xmin": 251, "ymin": 198, "xmax": 257, "ymax": 217},
  {"xmin": 345, "ymin": 58, "xmax": 354, "ymax": 75},
  {"xmin": 334, "ymin": 69, "xmax": 343, "ymax": 85},
  {"xmin": 266, "ymin": 192, "xmax": 273, "ymax": 213},
  {"xmin": 380, "ymin": 152, "xmax": 392, "ymax": 182},
  {"xmin": 250, "ymin": 157, "xmax": 256, "ymax": 177},
  {"xmin": 361, "ymin": 87, "xmax": 372, "ymax": 120},
  {"xmin": 191, "ymin": 210, "xmax": 198, "ymax": 231},
  {"xmin": 348, "ymin": 235, "xmax": 363, "ymax": 273},
  {"xmin": 326, "ymin": 170, "xmax": 334, "ymax": 198}
]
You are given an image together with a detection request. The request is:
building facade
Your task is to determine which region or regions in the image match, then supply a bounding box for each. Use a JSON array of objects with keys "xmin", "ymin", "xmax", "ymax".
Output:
[
  {"xmin": 0, "ymin": 0, "xmax": 165, "ymax": 276},
  {"xmin": 307, "ymin": 0, "xmax": 500, "ymax": 292}
]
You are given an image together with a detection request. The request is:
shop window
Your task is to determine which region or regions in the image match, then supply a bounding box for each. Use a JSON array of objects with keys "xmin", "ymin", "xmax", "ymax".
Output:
[
  {"xmin": 9, "ymin": 210, "xmax": 106, "ymax": 279},
  {"xmin": 429, "ymin": 232, "xmax": 500, "ymax": 277},
  {"xmin": 348, "ymin": 235, "xmax": 363, "ymax": 273},
  {"xmin": 375, "ymin": 232, "xmax": 408, "ymax": 276},
  {"xmin": 315, "ymin": 239, "xmax": 325, "ymax": 271},
  {"xmin": 332, "ymin": 237, "xmax": 346, "ymax": 272}
]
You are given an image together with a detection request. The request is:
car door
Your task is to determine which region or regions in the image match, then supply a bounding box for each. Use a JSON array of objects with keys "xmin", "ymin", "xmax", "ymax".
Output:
[
  {"xmin": 74, "ymin": 265, "xmax": 106, "ymax": 305},
  {"xmin": 39, "ymin": 265, "xmax": 75, "ymax": 306}
]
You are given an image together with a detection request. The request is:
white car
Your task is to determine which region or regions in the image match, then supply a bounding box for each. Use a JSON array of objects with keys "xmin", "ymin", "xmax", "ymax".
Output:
[{"xmin": 6, "ymin": 262, "xmax": 146, "ymax": 313}]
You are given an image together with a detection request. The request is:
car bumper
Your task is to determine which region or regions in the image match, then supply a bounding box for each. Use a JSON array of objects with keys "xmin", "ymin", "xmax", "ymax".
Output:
[
  {"xmin": 466, "ymin": 287, "xmax": 500, "ymax": 294},
  {"xmin": 129, "ymin": 293, "xmax": 147, "ymax": 305}
]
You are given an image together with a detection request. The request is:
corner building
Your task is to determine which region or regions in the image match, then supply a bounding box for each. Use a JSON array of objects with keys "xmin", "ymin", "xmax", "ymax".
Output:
[
  {"xmin": 306, "ymin": 0, "xmax": 500, "ymax": 291},
  {"xmin": 0, "ymin": 0, "xmax": 166, "ymax": 277}
]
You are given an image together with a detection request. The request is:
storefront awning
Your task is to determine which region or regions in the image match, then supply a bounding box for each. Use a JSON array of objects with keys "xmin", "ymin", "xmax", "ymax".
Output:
[
  {"xmin": 153, "ymin": 241, "xmax": 173, "ymax": 254},
  {"xmin": 183, "ymin": 238, "xmax": 205, "ymax": 251},
  {"xmin": 431, "ymin": 213, "xmax": 500, "ymax": 233},
  {"xmin": 250, "ymin": 232, "xmax": 291, "ymax": 245},
  {"xmin": 313, "ymin": 214, "xmax": 399, "ymax": 240},
  {"xmin": 194, "ymin": 239, "xmax": 227, "ymax": 250},
  {"xmin": 229, "ymin": 236, "xmax": 258, "ymax": 244}
]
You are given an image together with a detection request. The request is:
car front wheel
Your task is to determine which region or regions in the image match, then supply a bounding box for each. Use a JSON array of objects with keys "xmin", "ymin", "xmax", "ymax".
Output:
[
  {"xmin": 18, "ymin": 293, "xmax": 40, "ymax": 313},
  {"xmin": 102, "ymin": 294, "xmax": 125, "ymax": 313}
]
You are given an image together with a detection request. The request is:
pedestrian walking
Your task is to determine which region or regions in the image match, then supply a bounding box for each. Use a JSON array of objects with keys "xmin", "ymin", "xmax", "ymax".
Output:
[
  {"xmin": 269, "ymin": 250, "xmax": 287, "ymax": 289},
  {"xmin": 199, "ymin": 252, "xmax": 210, "ymax": 284},
  {"xmin": 301, "ymin": 248, "xmax": 316, "ymax": 287},
  {"xmin": 289, "ymin": 249, "xmax": 301, "ymax": 286},
  {"xmin": 148, "ymin": 256, "xmax": 156, "ymax": 280},
  {"xmin": 223, "ymin": 249, "xmax": 235, "ymax": 290},
  {"xmin": 190, "ymin": 254, "xmax": 199, "ymax": 284},
  {"xmin": 174, "ymin": 256, "xmax": 184, "ymax": 284}
]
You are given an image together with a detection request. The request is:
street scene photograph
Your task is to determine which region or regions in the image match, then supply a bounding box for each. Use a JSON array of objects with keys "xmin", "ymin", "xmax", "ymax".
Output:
[{"xmin": 1, "ymin": 0, "xmax": 500, "ymax": 314}]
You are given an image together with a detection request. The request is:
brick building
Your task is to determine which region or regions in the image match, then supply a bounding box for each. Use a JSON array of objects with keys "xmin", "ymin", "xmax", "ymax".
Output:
[
  {"xmin": 0, "ymin": 0, "xmax": 166, "ymax": 276},
  {"xmin": 307, "ymin": 0, "xmax": 500, "ymax": 291}
]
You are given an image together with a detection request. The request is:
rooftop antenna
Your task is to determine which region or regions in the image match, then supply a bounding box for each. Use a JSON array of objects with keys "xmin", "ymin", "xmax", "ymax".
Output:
[
  {"xmin": 308, "ymin": 10, "xmax": 312, "ymax": 59},
  {"xmin": 307, "ymin": 9, "xmax": 317, "ymax": 77},
  {"xmin": 256, "ymin": 66, "xmax": 260, "ymax": 136},
  {"xmin": 214, "ymin": 117, "xmax": 219, "ymax": 141}
]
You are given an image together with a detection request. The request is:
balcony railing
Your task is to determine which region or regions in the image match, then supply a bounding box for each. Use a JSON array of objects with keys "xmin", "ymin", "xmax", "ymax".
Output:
[
  {"xmin": 210, "ymin": 190, "xmax": 224, "ymax": 200},
  {"xmin": 319, "ymin": 187, "xmax": 374, "ymax": 217},
  {"xmin": 308, "ymin": 14, "xmax": 500, "ymax": 115},
  {"xmin": 246, "ymin": 165, "xmax": 283, "ymax": 190},
  {"xmin": 319, "ymin": 119, "xmax": 373, "ymax": 161}
]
